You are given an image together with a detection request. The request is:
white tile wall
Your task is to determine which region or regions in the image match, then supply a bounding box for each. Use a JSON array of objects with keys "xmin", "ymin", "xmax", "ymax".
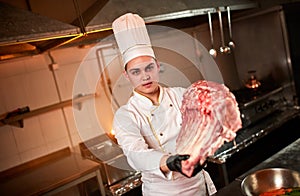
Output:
[
  {"xmin": 0, "ymin": 154, "xmax": 20, "ymax": 171},
  {"xmin": 73, "ymin": 98, "xmax": 105, "ymax": 141},
  {"xmin": 19, "ymin": 144, "xmax": 48, "ymax": 163},
  {"xmin": 159, "ymin": 63, "xmax": 193, "ymax": 88},
  {"xmin": 0, "ymin": 126, "xmax": 18, "ymax": 159},
  {"xmin": 0, "ymin": 74, "xmax": 28, "ymax": 111},
  {"xmin": 51, "ymin": 46, "xmax": 91, "ymax": 66},
  {"xmin": 52, "ymin": 63, "xmax": 79, "ymax": 101},
  {"xmin": 24, "ymin": 55, "xmax": 50, "ymax": 72},
  {"xmin": 0, "ymin": 58, "xmax": 26, "ymax": 78},
  {"xmin": 12, "ymin": 117, "xmax": 45, "ymax": 153},
  {"xmin": 63, "ymin": 107, "xmax": 78, "ymax": 136},
  {"xmin": 62, "ymin": 106, "xmax": 96, "ymax": 148},
  {"xmin": 24, "ymin": 69, "xmax": 60, "ymax": 109},
  {"xmin": 0, "ymin": 116, "xmax": 21, "ymax": 170},
  {"xmin": 0, "ymin": 49, "xmax": 86, "ymax": 170},
  {"xmin": 46, "ymin": 137, "xmax": 70, "ymax": 153},
  {"xmin": 39, "ymin": 110, "xmax": 69, "ymax": 144}
]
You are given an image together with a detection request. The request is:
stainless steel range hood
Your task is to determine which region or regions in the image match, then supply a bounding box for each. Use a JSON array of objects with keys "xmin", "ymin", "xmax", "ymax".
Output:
[
  {"xmin": 0, "ymin": 0, "xmax": 258, "ymax": 61},
  {"xmin": 84, "ymin": 0, "xmax": 258, "ymax": 32},
  {"xmin": 0, "ymin": 2, "xmax": 81, "ymax": 45},
  {"xmin": 65, "ymin": 0, "xmax": 258, "ymax": 48},
  {"xmin": 0, "ymin": 1, "xmax": 81, "ymax": 60}
]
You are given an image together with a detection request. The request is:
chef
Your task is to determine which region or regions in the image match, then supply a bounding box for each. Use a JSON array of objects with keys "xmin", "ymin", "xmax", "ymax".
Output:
[{"xmin": 112, "ymin": 13, "xmax": 217, "ymax": 196}]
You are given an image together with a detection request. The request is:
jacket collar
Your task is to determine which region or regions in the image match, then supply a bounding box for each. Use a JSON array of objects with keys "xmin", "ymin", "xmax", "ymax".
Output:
[{"xmin": 132, "ymin": 85, "xmax": 164, "ymax": 107}]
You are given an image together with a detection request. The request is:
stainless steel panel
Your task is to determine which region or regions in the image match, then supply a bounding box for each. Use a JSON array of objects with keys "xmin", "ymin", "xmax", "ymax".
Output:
[
  {"xmin": 79, "ymin": 135, "xmax": 137, "ymax": 187},
  {"xmin": 102, "ymin": 155, "xmax": 136, "ymax": 186},
  {"xmin": 232, "ymin": 6, "xmax": 292, "ymax": 86}
]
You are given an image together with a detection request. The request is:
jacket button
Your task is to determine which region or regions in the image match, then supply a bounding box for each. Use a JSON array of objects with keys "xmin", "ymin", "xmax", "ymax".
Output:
[
  {"xmin": 169, "ymin": 104, "xmax": 173, "ymax": 107},
  {"xmin": 151, "ymin": 113, "xmax": 154, "ymax": 116},
  {"xmin": 160, "ymin": 133, "xmax": 163, "ymax": 136}
]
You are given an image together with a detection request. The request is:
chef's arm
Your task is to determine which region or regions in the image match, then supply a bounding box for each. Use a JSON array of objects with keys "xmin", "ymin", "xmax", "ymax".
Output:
[{"xmin": 159, "ymin": 154, "xmax": 170, "ymax": 174}]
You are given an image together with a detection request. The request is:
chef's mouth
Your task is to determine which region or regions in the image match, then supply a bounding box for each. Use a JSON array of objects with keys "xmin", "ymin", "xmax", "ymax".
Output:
[{"xmin": 142, "ymin": 82, "xmax": 153, "ymax": 87}]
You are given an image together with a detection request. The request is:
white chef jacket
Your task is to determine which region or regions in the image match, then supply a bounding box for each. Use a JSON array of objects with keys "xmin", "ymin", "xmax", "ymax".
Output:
[{"xmin": 113, "ymin": 85, "xmax": 217, "ymax": 196}]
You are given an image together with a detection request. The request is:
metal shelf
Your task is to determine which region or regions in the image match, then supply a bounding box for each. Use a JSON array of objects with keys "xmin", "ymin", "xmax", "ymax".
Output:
[{"xmin": 0, "ymin": 93, "xmax": 97, "ymax": 128}]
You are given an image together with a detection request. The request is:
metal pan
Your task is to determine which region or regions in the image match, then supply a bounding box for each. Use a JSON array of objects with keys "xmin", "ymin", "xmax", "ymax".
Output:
[{"xmin": 241, "ymin": 168, "xmax": 300, "ymax": 196}]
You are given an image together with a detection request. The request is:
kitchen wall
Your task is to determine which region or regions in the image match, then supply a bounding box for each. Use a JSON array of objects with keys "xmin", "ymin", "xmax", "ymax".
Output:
[
  {"xmin": 233, "ymin": 7, "xmax": 293, "ymax": 86},
  {"xmin": 0, "ymin": 46, "xmax": 91, "ymax": 170}
]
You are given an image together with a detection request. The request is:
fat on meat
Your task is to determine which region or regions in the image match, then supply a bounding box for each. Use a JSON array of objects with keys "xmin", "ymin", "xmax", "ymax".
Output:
[{"xmin": 176, "ymin": 80, "xmax": 242, "ymax": 168}]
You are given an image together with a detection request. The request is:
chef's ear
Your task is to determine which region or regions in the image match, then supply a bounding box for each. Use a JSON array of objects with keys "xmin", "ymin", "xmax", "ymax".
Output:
[
  {"xmin": 122, "ymin": 70, "xmax": 130, "ymax": 80},
  {"xmin": 155, "ymin": 58, "xmax": 160, "ymax": 72}
]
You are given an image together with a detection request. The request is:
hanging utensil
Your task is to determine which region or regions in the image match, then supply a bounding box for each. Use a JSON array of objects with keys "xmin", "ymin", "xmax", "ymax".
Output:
[
  {"xmin": 227, "ymin": 6, "xmax": 235, "ymax": 49},
  {"xmin": 208, "ymin": 11, "xmax": 217, "ymax": 58},
  {"xmin": 218, "ymin": 9, "xmax": 231, "ymax": 54}
]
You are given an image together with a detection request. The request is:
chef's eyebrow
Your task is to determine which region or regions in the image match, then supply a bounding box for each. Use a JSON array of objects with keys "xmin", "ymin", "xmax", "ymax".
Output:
[
  {"xmin": 128, "ymin": 68, "xmax": 140, "ymax": 73},
  {"xmin": 145, "ymin": 62, "xmax": 155, "ymax": 68},
  {"xmin": 128, "ymin": 62, "xmax": 155, "ymax": 72}
]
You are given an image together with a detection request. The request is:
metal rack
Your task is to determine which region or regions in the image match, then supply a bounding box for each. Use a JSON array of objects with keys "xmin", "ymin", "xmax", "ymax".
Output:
[{"xmin": 0, "ymin": 93, "xmax": 97, "ymax": 128}]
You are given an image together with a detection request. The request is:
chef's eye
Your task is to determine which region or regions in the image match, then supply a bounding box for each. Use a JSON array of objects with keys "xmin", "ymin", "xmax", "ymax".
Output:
[
  {"xmin": 130, "ymin": 70, "xmax": 140, "ymax": 75},
  {"xmin": 145, "ymin": 64, "xmax": 155, "ymax": 72}
]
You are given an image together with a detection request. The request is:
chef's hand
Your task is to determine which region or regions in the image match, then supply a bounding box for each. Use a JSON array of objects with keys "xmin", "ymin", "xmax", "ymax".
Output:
[
  {"xmin": 191, "ymin": 160, "xmax": 207, "ymax": 177},
  {"xmin": 166, "ymin": 154, "xmax": 191, "ymax": 177},
  {"xmin": 181, "ymin": 158, "xmax": 207, "ymax": 177}
]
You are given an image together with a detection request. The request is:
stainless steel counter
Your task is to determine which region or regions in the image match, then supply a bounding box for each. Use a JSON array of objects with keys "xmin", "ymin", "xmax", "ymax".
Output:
[
  {"xmin": 0, "ymin": 147, "xmax": 106, "ymax": 196},
  {"xmin": 213, "ymin": 137, "xmax": 300, "ymax": 195}
]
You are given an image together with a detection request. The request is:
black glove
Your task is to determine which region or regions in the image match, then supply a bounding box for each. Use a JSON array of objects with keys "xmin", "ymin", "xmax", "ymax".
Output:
[
  {"xmin": 166, "ymin": 154, "xmax": 207, "ymax": 178},
  {"xmin": 166, "ymin": 154, "xmax": 190, "ymax": 177}
]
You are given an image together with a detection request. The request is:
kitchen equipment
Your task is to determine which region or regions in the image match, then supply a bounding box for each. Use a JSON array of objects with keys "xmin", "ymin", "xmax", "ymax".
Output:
[
  {"xmin": 233, "ymin": 84, "xmax": 286, "ymax": 128},
  {"xmin": 218, "ymin": 9, "xmax": 231, "ymax": 54},
  {"xmin": 245, "ymin": 70, "xmax": 261, "ymax": 89},
  {"xmin": 80, "ymin": 135, "xmax": 142, "ymax": 195},
  {"xmin": 227, "ymin": 7, "xmax": 235, "ymax": 49},
  {"xmin": 208, "ymin": 11, "xmax": 217, "ymax": 58},
  {"xmin": 241, "ymin": 168, "xmax": 300, "ymax": 196}
]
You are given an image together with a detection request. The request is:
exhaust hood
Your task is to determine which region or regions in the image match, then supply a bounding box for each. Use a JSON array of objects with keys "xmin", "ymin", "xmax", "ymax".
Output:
[
  {"xmin": 84, "ymin": 0, "xmax": 258, "ymax": 32},
  {"xmin": 0, "ymin": 1, "xmax": 81, "ymax": 60},
  {"xmin": 0, "ymin": 0, "xmax": 258, "ymax": 61}
]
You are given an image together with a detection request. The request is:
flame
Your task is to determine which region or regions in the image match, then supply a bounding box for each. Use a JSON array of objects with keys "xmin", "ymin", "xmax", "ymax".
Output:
[{"xmin": 110, "ymin": 129, "xmax": 115, "ymax": 136}]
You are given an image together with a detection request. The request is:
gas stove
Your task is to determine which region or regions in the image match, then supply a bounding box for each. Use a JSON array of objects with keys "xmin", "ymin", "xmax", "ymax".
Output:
[{"xmin": 232, "ymin": 85, "xmax": 287, "ymax": 128}]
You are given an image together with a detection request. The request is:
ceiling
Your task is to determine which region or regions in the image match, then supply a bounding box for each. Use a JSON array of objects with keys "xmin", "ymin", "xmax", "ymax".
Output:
[{"xmin": 0, "ymin": 0, "xmax": 298, "ymax": 61}]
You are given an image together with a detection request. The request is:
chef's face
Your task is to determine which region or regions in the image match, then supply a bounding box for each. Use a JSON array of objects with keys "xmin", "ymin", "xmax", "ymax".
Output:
[{"xmin": 124, "ymin": 56, "xmax": 160, "ymax": 94}]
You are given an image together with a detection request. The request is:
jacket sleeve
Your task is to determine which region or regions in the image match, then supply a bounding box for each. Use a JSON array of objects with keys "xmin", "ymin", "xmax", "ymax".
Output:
[{"xmin": 113, "ymin": 107, "xmax": 168, "ymax": 179}]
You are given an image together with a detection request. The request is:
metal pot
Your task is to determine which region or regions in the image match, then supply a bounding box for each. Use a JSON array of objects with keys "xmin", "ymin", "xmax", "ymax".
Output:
[{"xmin": 241, "ymin": 168, "xmax": 300, "ymax": 196}]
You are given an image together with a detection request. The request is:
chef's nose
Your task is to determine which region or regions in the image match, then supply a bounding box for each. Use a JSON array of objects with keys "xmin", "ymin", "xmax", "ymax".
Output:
[{"xmin": 142, "ymin": 72, "xmax": 150, "ymax": 81}]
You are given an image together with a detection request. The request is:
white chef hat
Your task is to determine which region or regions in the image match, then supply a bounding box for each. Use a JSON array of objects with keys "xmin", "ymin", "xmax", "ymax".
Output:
[{"xmin": 112, "ymin": 13, "xmax": 156, "ymax": 67}]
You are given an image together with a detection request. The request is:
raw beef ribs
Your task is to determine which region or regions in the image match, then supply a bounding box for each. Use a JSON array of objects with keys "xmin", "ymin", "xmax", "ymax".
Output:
[{"xmin": 176, "ymin": 80, "xmax": 242, "ymax": 166}]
